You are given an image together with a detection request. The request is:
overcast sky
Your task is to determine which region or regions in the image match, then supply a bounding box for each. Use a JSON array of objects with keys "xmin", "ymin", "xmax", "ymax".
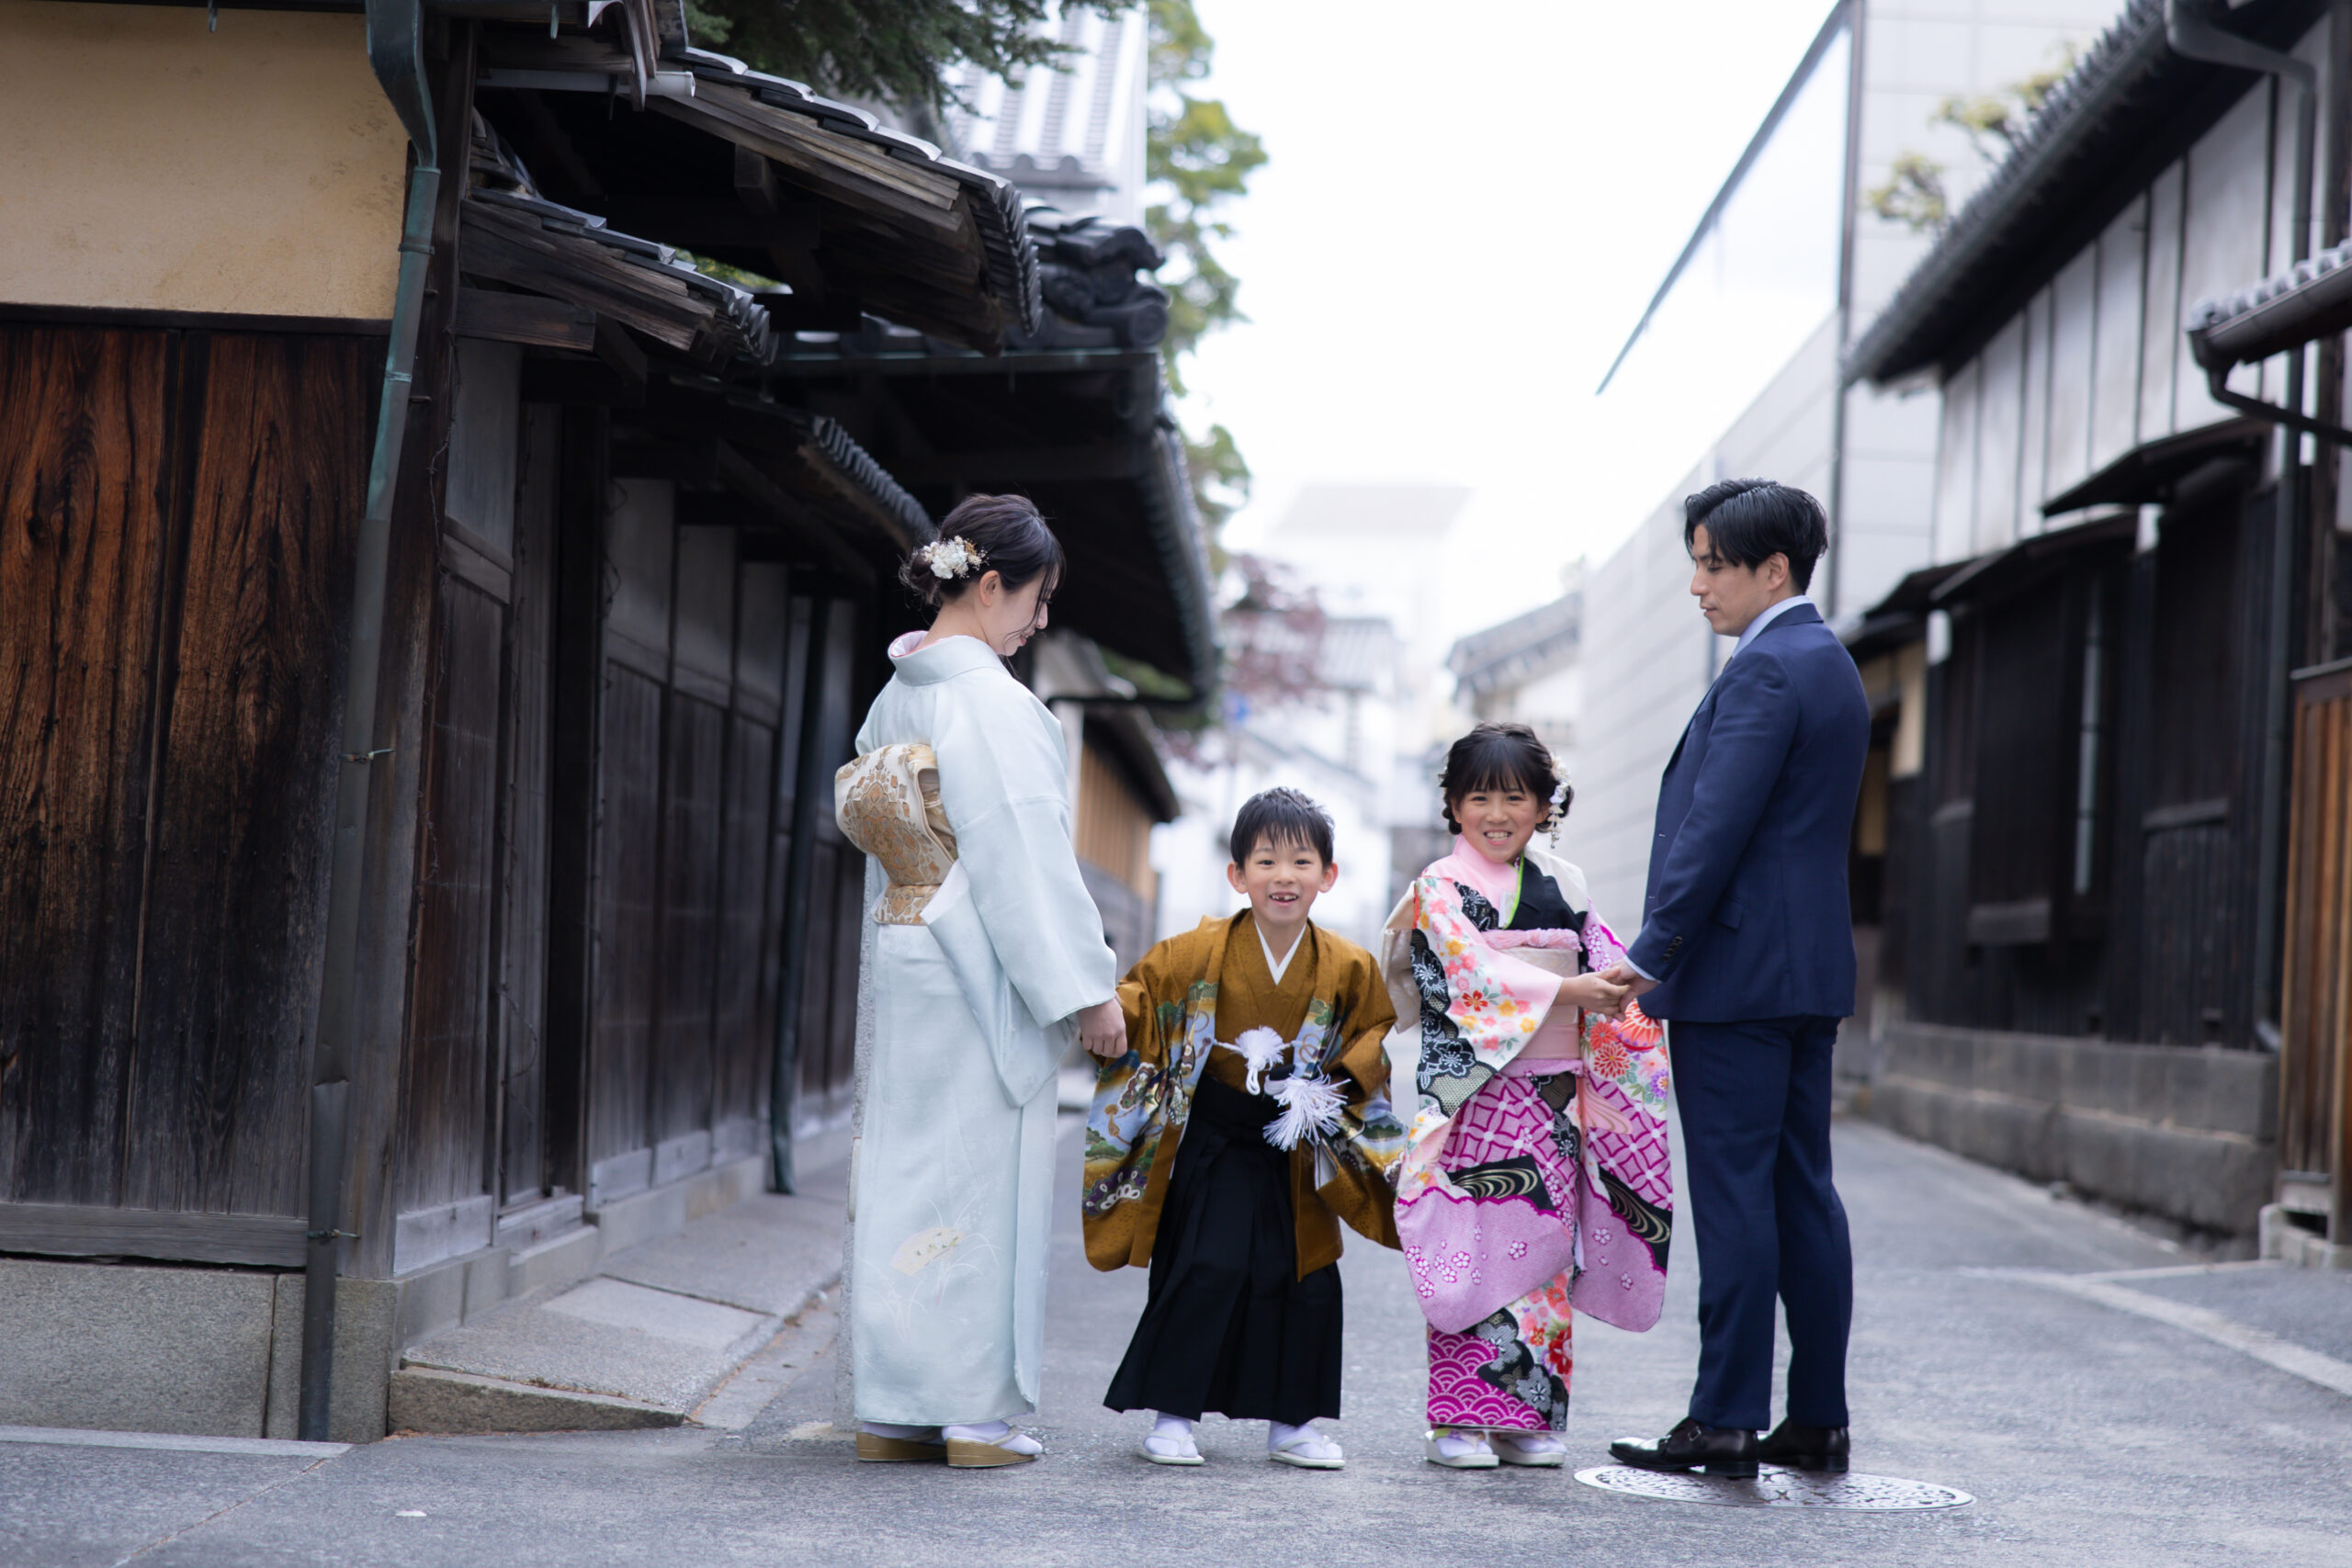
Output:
[{"xmin": 1182, "ymin": 0, "xmax": 1843, "ymax": 643}]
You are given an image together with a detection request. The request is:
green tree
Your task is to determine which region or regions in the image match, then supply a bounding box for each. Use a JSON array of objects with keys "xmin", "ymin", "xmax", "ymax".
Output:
[
  {"xmin": 1863, "ymin": 44, "xmax": 2077, "ymax": 236},
  {"xmin": 686, "ymin": 3, "xmax": 1264, "ymax": 538},
  {"xmin": 684, "ymin": 0, "xmax": 1086, "ymax": 112},
  {"xmin": 1147, "ymin": 0, "xmax": 1265, "ymax": 537}
]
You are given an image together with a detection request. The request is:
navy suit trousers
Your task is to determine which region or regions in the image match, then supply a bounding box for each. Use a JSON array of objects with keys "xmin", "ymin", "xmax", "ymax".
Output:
[{"xmin": 1671, "ymin": 1016, "xmax": 1852, "ymax": 1431}]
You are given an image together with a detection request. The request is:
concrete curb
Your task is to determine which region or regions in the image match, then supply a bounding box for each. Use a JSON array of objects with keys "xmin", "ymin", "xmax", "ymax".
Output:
[{"xmin": 387, "ymin": 1367, "xmax": 684, "ymax": 1434}]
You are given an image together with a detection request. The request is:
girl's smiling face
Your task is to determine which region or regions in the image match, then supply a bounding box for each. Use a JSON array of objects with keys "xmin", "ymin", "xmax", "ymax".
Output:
[{"xmin": 1453, "ymin": 785, "xmax": 1544, "ymax": 866}]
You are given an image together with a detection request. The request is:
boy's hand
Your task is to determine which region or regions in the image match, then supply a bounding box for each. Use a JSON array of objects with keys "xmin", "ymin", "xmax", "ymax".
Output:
[
  {"xmin": 1077, "ymin": 998, "xmax": 1128, "ymax": 1058},
  {"xmin": 1560, "ymin": 972, "xmax": 1630, "ymax": 1019}
]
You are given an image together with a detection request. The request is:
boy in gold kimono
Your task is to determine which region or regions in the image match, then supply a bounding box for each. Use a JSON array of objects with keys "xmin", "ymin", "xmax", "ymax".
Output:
[{"xmin": 1084, "ymin": 788, "xmax": 1405, "ymax": 1470}]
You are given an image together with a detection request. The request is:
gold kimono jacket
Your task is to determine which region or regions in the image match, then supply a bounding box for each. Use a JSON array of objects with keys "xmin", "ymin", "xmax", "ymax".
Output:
[{"xmin": 1082, "ymin": 910, "xmax": 1403, "ymax": 1281}]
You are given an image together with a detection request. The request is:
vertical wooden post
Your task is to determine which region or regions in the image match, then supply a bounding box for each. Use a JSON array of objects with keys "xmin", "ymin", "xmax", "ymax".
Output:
[{"xmin": 769, "ymin": 589, "xmax": 835, "ymax": 1194}]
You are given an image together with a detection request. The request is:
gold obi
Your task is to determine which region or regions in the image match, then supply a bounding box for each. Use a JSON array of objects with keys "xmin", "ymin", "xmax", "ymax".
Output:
[{"xmin": 834, "ymin": 742, "xmax": 960, "ymax": 925}]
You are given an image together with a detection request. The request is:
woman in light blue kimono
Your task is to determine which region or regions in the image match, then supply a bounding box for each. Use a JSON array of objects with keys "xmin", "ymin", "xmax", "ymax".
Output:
[{"xmin": 834, "ymin": 495, "xmax": 1126, "ymax": 1469}]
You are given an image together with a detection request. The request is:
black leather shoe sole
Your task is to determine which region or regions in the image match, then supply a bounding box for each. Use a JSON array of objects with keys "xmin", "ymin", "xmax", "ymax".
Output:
[{"xmin": 1764, "ymin": 1451, "xmax": 1848, "ymax": 1473}]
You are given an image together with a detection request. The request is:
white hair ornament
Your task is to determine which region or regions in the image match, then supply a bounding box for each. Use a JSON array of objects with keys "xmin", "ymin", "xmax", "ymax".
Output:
[{"xmin": 920, "ymin": 536, "xmax": 987, "ymax": 581}]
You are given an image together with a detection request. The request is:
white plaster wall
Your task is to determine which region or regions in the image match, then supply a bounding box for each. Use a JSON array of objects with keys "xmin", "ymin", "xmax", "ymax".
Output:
[
  {"xmin": 1923, "ymin": 14, "xmax": 2331, "ymax": 555},
  {"xmin": 1837, "ymin": 379, "xmax": 1944, "ymax": 613},
  {"xmin": 2140, "ymin": 164, "xmax": 2188, "ymax": 444},
  {"xmin": 1577, "ymin": 321, "xmax": 1840, "ymax": 934},
  {"xmin": 1575, "ymin": 468, "xmax": 1721, "ymax": 936},
  {"xmin": 1934, "ymin": 357, "xmax": 1978, "ymax": 565},
  {"xmin": 2020, "ymin": 287, "xmax": 2054, "ymax": 526},
  {"xmin": 2176, "ymin": 87, "xmax": 2275, "ymax": 430},
  {"xmin": 0, "ymin": 4, "xmax": 408, "ymax": 320},
  {"xmin": 2091, "ymin": 196, "xmax": 2147, "ymax": 475},
  {"xmin": 2045, "ymin": 248, "xmax": 2098, "ymax": 503},
  {"xmin": 1975, "ymin": 315, "xmax": 2025, "ymax": 552}
]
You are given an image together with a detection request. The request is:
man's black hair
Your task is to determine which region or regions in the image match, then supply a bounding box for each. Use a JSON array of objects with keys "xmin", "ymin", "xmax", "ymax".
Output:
[
  {"xmin": 1682, "ymin": 478, "xmax": 1830, "ymax": 592},
  {"xmin": 1228, "ymin": 786, "xmax": 1335, "ymax": 866}
]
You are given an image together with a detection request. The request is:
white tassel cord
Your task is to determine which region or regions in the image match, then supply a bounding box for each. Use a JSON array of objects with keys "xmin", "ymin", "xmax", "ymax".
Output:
[
  {"xmin": 1234, "ymin": 1026, "xmax": 1287, "ymax": 1095},
  {"xmin": 1265, "ymin": 1072, "xmax": 1346, "ymax": 1153}
]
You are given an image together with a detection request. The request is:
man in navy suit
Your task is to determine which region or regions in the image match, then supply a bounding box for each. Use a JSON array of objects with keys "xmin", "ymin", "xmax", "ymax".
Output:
[{"xmin": 1600, "ymin": 479, "xmax": 1870, "ymax": 1480}]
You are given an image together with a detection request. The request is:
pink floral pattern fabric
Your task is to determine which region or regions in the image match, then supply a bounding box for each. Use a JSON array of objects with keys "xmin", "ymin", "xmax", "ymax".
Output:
[{"xmin": 1384, "ymin": 849, "xmax": 1674, "ymax": 1432}]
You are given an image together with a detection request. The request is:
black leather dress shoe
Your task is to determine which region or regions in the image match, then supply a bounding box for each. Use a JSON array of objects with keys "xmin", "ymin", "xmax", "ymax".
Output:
[
  {"xmin": 1609, "ymin": 1417, "xmax": 1759, "ymax": 1479},
  {"xmin": 1759, "ymin": 1419, "xmax": 1849, "ymax": 1472}
]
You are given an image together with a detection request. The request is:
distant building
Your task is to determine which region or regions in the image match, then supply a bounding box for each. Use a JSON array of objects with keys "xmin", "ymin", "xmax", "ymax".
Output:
[
  {"xmin": 1577, "ymin": 0, "xmax": 2118, "ymax": 931},
  {"xmin": 1153, "ymin": 612, "xmax": 1408, "ymax": 952},
  {"xmin": 1239, "ymin": 483, "xmax": 1476, "ymax": 911},
  {"xmin": 1446, "ymin": 562, "xmax": 1583, "ymax": 775}
]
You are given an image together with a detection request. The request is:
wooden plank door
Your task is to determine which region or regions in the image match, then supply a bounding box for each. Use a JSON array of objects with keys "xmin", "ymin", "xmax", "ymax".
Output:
[
  {"xmin": 0, "ymin": 324, "xmax": 369, "ymax": 1253},
  {"xmin": 0, "ymin": 325, "xmax": 175, "ymax": 1208},
  {"xmin": 583, "ymin": 477, "xmax": 673, "ymax": 1208},
  {"xmin": 2281, "ymin": 661, "xmax": 2352, "ymax": 1241},
  {"xmin": 396, "ymin": 339, "xmax": 532, "ymax": 1270},
  {"xmin": 650, "ymin": 525, "xmax": 733, "ymax": 1187}
]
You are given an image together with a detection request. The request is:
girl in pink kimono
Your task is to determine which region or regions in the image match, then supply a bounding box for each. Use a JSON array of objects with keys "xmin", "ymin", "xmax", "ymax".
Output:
[{"xmin": 1381, "ymin": 722, "xmax": 1674, "ymax": 1469}]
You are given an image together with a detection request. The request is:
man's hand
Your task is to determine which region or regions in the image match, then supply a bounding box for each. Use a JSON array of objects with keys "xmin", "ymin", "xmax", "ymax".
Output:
[
  {"xmin": 1077, "ymin": 998, "xmax": 1128, "ymax": 1059},
  {"xmin": 1599, "ymin": 960, "xmax": 1658, "ymax": 1001}
]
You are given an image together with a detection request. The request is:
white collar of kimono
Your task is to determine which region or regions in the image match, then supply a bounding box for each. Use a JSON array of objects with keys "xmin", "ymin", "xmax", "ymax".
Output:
[
  {"xmin": 1258, "ymin": 918, "xmax": 1305, "ymax": 987},
  {"xmin": 885, "ymin": 629, "xmax": 1003, "ymax": 682}
]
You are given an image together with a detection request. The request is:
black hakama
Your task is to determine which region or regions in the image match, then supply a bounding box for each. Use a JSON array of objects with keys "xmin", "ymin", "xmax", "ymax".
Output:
[{"xmin": 1102, "ymin": 1075, "xmax": 1343, "ymax": 1427}]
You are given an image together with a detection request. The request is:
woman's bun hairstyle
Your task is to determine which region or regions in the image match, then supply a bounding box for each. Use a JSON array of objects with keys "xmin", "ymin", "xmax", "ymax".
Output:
[
  {"xmin": 1438, "ymin": 721, "xmax": 1570, "ymax": 836},
  {"xmin": 898, "ymin": 492, "xmax": 1067, "ymax": 609}
]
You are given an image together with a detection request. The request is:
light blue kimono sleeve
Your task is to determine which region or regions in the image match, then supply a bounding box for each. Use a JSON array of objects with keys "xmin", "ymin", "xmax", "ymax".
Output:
[{"xmin": 928, "ymin": 670, "xmax": 1119, "ymax": 1033}]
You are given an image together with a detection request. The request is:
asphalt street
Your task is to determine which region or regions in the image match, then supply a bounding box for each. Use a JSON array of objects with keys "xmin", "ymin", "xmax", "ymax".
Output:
[{"xmin": 7, "ymin": 1114, "xmax": 2350, "ymax": 1568}]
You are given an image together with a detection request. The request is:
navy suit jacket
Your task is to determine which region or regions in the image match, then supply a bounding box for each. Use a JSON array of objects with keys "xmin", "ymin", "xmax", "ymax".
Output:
[{"xmin": 1627, "ymin": 603, "xmax": 1870, "ymax": 1022}]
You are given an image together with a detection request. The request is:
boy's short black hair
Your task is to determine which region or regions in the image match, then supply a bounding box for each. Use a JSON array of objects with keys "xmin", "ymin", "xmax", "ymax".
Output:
[
  {"xmin": 1683, "ymin": 478, "xmax": 1830, "ymax": 592},
  {"xmin": 1439, "ymin": 722, "xmax": 1568, "ymax": 836},
  {"xmin": 1228, "ymin": 787, "xmax": 1335, "ymax": 867}
]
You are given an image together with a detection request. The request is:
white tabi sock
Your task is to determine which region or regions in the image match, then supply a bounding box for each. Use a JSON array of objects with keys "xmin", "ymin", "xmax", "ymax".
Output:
[{"xmin": 944, "ymin": 1419, "xmax": 1043, "ymax": 1456}]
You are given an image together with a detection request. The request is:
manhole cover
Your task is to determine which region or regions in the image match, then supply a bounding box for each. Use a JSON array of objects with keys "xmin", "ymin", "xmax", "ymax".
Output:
[{"xmin": 1574, "ymin": 1464, "xmax": 1973, "ymax": 1510}]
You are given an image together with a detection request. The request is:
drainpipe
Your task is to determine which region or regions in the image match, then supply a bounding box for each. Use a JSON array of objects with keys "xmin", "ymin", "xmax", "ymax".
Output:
[
  {"xmin": 2165, "ymin": 0, "xmax": 2314, "ymax": 1046},
  {"xmin": 770, "ymin": 593, "xmax": 836, "ymax": 1195},
  {"xmin": 299, "ymin": 0, "xmax": 439, "ymax": 1442}
]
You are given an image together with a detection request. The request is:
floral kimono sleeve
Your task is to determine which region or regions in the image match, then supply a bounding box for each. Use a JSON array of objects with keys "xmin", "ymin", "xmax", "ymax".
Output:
[{"xmin": 1404, "ymin": 875, "xmax": 1568, "ymax": 1143}]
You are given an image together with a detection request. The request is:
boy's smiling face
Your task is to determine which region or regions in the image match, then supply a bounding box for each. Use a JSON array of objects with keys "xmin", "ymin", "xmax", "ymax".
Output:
[{"xmin": 1226, "ymin": 833, "xmax": 1338, "ymax": 953}]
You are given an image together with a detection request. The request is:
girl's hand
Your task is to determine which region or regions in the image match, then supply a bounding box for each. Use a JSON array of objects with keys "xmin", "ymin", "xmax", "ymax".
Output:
[
  {"xmin": 1077, "ymin": 998, "xmax": 1128, "ymax": 1058},
  {"xmin": 1559, "ymin": 972, "xmax": 1630, "ymax": 1019}
]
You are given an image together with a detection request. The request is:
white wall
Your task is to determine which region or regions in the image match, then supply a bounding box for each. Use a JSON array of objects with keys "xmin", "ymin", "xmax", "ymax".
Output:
[
  {"xmin": 1927, "ymin": 17, "xmax": 2334, "ymax": 561},
  {"xmin": 1578, "ymin": 317, "xmax": 1847, "ymax": 931}
]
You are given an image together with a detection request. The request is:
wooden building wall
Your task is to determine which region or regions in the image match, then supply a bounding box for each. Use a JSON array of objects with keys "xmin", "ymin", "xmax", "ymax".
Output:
[
  {"xmin": 1896, "ymin": 478, "xmax": 2277, "ymax": 1051},
  {"xmin": 0, "ymin": 321, "xmax": 373, "ymax": 1253},
  {"xmin": 2280, "ymin": 659, "xmax": 2352, "ymax": 1226}
]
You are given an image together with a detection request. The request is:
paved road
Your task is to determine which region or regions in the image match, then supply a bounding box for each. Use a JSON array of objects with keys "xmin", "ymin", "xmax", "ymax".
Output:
[{"xmin": 8, "ymin": 1115, "xmax": 2350, "ymax": 1567}]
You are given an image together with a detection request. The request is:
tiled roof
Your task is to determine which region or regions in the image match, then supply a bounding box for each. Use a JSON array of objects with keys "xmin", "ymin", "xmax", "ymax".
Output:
[
  {"xmin": 464, "ymin": 186, "xmax": 773, "ymax": 366},
  {"xmin": 1447, "ymin": 593, "xmax": 1580, "ymax": 698},
  {"xmin": 1844, "ymin": 0, "xmax": 2291, "ymax": 385},
  {"xmin": 2186, "ymin": 234, "xmax": 2352, "ymax": 369}
]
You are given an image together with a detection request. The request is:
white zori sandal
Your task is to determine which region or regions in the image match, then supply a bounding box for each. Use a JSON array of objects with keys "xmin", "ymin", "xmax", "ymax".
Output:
[
  {"xmin": 1491, "ymin": 1431, "xmax": 1568, "ymax": 1467},
  {"xmin": 1268, "ymin": 1421, "xmax": 1344, "ymax": 1470},
  {"xmin": 1142, "ymin": 1413, "xmax": 1204, "ymax": 1466},
  {"xmin": 1424, "ymin": 1428, "xmax": 1499, "ymax": 1469},
  {"xmin": 941, "ymin": 1420, "xmax": 1044, "ymax": 1468}
]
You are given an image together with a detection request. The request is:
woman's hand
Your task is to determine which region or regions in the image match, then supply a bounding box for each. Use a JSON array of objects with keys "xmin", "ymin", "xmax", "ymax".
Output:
[
  {"xmin": 1077, "ymin": 998, "xmax": 1128, "ymax": 1059},
  {"xmin": 1558, "ymin": 971, "xmax": 1630, "ymax": 1019}
]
